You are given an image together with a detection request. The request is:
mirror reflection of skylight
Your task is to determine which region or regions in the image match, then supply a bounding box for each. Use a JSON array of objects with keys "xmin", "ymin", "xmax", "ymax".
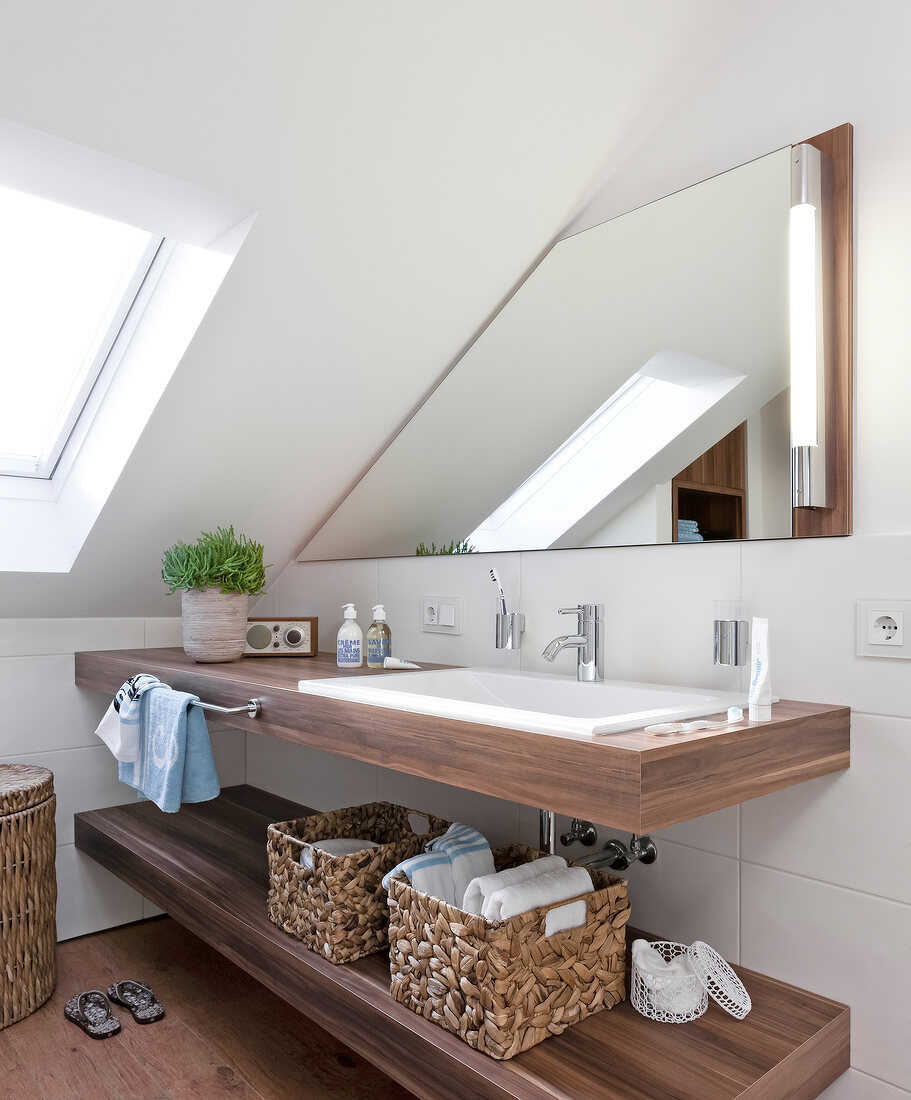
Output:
[
  {"xmin": 468, "ymin": 349, "xmax": 747, "ymax": 551},
  {"xmin": 0, "ymin": 184, "xmax": 160, "ymax": 477}
]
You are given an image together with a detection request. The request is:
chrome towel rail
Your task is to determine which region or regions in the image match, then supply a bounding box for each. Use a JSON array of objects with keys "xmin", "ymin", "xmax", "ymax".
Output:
[{"xmin": 191, "ymin": 698, "xmax": 261, "ymax": 719}]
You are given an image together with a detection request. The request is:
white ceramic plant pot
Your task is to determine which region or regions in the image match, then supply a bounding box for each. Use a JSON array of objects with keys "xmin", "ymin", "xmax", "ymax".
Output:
[{"xmin": 181, "ymin": 588, "xmax": 249, "ymax": 663}]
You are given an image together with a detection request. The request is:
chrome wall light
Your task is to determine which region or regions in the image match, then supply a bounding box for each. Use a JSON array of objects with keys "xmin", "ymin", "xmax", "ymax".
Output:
[{"xmin": 790, "ymin": 142, "xmax": 834, "ymax": 509}]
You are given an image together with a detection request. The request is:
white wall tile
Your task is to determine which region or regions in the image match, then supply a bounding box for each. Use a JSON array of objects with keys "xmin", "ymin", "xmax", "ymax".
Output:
[
  {"xmin": 271, "ymin": 559, "xmax": 379, "ymax": 656},
  {"xmin": 245, "ymin": 731, "xmax": 279, "ymax": 792},
  {"xmin": 0, "ymin": 618, "xmax": 145, "ymax": 658},
  {"xmin": 276, "ymin": 741, "xmax": 378, "ymax": 811},
  {"xmin": 519, "ymin": 542, "xmax": 744, "ymax": 692},
  {"xmin": 743, "ymin": 713, "xmax": 911, "ymax": 904},
  {"xmin": 208, "ymin": 723, "xmax": 246, "ymax": 787},
  {"xmin": 623, "ymin": 839, "xmax": 740, "ymax": 961},
  {"xmin": 377, "ymin": 767, "xmax": 521, "ymax": 847},
  {"xmin": 819, "ymin": 1070, "xmax": 910, "ymax": 1100},
  {"xmin": 653, "ymin": 806, "xmax": 740, "ymax": 858},
  {"xmin": 143, "ymin": 617, "xmax": 182, "ymax": 647},
  {"xmin": 55, "ymin": 844, "xmax": 144, "ymax": 941},
  {"xmin": 0, "ymin": 745, "xmax": 135, "ymax": 846},
  {"xmin": 0, "ymin": 654, "xmax": 108, "ymax": 755},
  {"xmin": 742, "ymin": 864, "xmax": 911, "ymax": 1091},
  {"xmin": 742, "ymin": 533, "xmax": 911, "ymax": 717}
]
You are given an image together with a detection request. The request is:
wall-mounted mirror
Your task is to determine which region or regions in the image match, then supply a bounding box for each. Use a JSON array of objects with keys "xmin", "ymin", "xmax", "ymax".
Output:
[{"xmin": 301, "ymin": 126, "xmax": 851, "ymax": 561}]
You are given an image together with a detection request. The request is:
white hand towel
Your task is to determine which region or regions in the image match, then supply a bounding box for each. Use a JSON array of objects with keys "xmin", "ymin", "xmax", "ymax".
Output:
[
  {"xmin": 94, "ymin": 674, "xmax": 163, "ymax": 763},
  {"xmin": 425, "ymin": 824, "xmax": 495, "ymax": 907},
  {"xmin": 300, "ymin": 837, "xmax": 379, "ymax": 870},
  {"xmin": 462, "ymin": 855, "xmax": 568, "ymax": 915},
  {"xmin": 482, "ymin": 866, "xmax": 593, "ymax": 921},
  {"xmin": 632, "ymin": 939, "xmax": 703, "ymax": 1015}
]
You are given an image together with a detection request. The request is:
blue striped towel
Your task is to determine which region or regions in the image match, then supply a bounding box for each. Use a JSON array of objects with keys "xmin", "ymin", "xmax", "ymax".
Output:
[{"xmin": 383, "ymin": 823, "xmax": 495, "ymax": 907}]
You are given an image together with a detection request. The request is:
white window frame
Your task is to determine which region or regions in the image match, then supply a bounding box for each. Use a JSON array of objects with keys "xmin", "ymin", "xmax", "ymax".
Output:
[{"xmin": 0, "ymin": 235, "xmax": 166, "ymax": 480}]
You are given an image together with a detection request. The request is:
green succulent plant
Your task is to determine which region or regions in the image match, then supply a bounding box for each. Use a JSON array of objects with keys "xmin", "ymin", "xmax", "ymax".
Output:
[{"xmin": 161, "ymin": 525, "xmax": 269, "ymax": 596}]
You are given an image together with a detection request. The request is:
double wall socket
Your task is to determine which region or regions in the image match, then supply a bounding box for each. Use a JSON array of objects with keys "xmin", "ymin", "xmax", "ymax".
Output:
[
  {"xmin": 421, "ymin": 596, "xmax": 463, "ymax": 634},
  {"xmin": 856, "ymin": 599, "xmax": 911, "ymax": 658}
]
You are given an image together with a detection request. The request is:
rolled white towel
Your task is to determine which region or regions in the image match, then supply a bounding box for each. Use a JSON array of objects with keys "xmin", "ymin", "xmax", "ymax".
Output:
[
  {"xmin": 482, "ymin": 866, "xmax": 593, "ymax": 921},
  {"xmin": 300, "ymin": 837, "xmax": 379, "ymax": 870},
  {"xmin": 632, "ymin": 940, "xmax": 703, "ymax": 1015},
  {"xmin": 462, "ymin": 855, "xmax": 568, "ymax": 915}
]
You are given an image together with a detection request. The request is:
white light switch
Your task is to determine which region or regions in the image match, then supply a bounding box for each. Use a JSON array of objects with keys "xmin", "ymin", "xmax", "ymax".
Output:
[{"xmin": 420, "ymin": 596, "xmax": 463, "ymax": 634}]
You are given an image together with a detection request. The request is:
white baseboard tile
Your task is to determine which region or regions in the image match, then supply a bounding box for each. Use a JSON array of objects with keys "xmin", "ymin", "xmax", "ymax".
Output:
[{"xmin": 55, "ymin": 844, "xmax": 144, "ymax": 941}]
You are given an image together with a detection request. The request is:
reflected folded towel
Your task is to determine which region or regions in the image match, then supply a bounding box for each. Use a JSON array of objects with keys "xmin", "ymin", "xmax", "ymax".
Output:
[
  {"xmin": 482, "ymin": 866, "xmax": 593, "ymax": 921},
  {"xmin": 382, "ymin": 849, "xmax": 455, "ymax": 902},
  {"xmin": 95, "ymin": 674, "xmax": 163, "ymax": 763},
  {"xmin": 118, "ymin": 686, "xmax": 219, "ymax": 813},
  {"xmin": 300, "ymin": 837, "xmax": 379, "ymax": 870},
  {"xmin": 462, "ymin": 855, "xmax": 568, "ymax": 915},
  {"xmin": 425, "ymin": 824, "xmax": 495, "ymax": 906}
]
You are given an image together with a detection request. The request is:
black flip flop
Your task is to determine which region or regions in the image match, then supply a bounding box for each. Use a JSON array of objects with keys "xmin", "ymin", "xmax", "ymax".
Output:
[
  {"xmin": 106, "ymin": 978, "xmax": 165, "ymax": 1024},
  {"xmin": 64, "ymin": 990, "xmax": 122, "ymax": 1039}
]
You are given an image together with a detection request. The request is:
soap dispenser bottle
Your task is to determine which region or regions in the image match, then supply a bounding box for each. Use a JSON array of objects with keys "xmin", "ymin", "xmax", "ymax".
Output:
[
  {"xmin": 366, "ymin": 604, "xmax": 392, "ymax": 668},
  {"xmin": 337, "ymin": 604, "xmax": 363, "ymax": 668}
]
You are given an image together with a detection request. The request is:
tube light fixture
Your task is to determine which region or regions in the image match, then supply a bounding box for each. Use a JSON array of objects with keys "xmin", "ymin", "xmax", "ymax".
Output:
[{"xmin": 790, "ymin": 143, "xmax": 830, "ymax": 508}]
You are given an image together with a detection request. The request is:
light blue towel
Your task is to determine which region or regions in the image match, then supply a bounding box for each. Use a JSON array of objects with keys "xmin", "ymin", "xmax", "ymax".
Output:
[{"xmin": 118, "ymin": 687, "xmax": 219, "ymax": 813}]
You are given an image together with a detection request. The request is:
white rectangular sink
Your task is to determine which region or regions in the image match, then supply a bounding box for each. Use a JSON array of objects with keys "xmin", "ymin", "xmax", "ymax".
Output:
[{"xmin": 296, "ymin": 667, "xmax": 747, "ymax": 740}]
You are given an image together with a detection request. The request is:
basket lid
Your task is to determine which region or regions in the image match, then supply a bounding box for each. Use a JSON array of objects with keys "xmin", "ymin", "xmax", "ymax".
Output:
[
  {"xmin": 0, "ymin": 764, "xmax": 54, "ymax": 815},
  {"xmin": 688, "ymin": 940, "xmax": 751, "ymax": 1019}
]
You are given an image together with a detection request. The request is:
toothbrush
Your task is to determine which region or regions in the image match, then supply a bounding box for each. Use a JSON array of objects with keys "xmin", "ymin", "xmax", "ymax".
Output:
[{"xmin": 489, "ymin": 568, "xmax": 508, "ymax": 615}]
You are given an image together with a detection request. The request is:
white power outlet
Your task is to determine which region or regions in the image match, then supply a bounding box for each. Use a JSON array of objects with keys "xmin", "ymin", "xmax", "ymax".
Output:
[
  {"xmin": 857, "ymin": 600, "xmax": 911, "ymax": 658},
  {"xmin": 421, "ymin": 596, "xmax": 463, "ymax": 634}
]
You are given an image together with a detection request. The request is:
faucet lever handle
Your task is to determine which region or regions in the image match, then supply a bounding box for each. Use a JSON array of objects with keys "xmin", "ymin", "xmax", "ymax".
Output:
[{"xmin": 558, "ymin": 606, "xmax": 584, "ymax": 616}]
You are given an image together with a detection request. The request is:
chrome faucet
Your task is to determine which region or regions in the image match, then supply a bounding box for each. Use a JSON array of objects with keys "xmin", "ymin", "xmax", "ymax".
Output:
[{"xmin": 542, "ymin": 604, "xmax": 604, "ymax": 682}]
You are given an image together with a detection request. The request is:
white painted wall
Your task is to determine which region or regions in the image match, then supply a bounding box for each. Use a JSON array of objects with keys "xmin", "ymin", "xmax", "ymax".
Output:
[
  {"xmin": 251, "ymin": 4, "xmax": 911, "ymax": 1096},
  {"xmin": 1, "ymin": 3, "xmax": 909, "ymax": 1096},
  {"xmin": 0, "ymin": 617, "xmax": 245, "ymax": 940}
]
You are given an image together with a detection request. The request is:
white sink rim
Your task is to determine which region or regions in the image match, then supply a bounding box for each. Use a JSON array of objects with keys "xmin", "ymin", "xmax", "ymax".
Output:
[{"xmin": 296, "ymin": 667, "xmax": 747, "ymax": 740}]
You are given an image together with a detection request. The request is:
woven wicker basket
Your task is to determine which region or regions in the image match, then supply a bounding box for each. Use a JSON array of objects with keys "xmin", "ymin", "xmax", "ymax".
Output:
[
  {"xmin": 388, "ymin": 843, "xmax": 630, "ymax": 1060},
  {"xmin": 267, "ymin": 801, "xmax": 450, "ymax": 964},
  {"xmin": 0, "ymin": 764, "xmax": 57, "ymax": 1030}
]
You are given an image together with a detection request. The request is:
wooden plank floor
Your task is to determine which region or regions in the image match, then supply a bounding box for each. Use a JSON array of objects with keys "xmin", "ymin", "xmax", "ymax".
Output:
[{"xmin": 0, "ymin": 917, "xmax": 411, "ymax": 1099}]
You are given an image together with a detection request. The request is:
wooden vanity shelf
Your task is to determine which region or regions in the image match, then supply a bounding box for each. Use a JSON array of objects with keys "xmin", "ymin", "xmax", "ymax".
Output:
[
  {"xmin": 75, "ymin": 648, "xmax": 851, "ymax": 833},
  {"xmin": 75, "ymin": 786, "xmax": 849, "ymax": 1100}
]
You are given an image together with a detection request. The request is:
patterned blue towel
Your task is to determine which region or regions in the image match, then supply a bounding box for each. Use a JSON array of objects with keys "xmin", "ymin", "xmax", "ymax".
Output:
[{"xmin": 118, "ymin": 687, "xmax": 219, "ymax": 813}]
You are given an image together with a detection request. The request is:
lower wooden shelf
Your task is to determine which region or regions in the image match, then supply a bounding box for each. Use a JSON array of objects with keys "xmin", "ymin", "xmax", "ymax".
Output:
[{"xmin": 74, "ymin": 786, "xmax": 849, "ymax": 1100}]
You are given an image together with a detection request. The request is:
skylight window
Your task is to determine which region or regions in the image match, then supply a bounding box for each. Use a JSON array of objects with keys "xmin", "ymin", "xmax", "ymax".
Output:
[
  {"xmin": 0, "ymin": 184, "xmax": 161, "ymax": 478},
  {"xmin": 468, "ymin": 350, "xmax": 747, "ymax": 551}
]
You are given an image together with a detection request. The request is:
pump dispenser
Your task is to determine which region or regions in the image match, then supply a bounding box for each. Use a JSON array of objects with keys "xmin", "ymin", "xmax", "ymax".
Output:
[
  {"xmin": 337, "ymin": 603, "xmax": 363, "ymax": 668},
  {"xmin": 366, "ymin": 604, "xmax": 392, "ymax": 668}
]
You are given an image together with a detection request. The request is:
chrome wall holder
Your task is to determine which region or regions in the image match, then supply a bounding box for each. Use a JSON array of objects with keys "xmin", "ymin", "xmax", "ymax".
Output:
[
  {"xmin": 713, "ymin": 618, "xmax": 750, "ymax": 666},
  {"xmin": 496, "ymin": 611, "xmax": 525, "ymax": 650}
]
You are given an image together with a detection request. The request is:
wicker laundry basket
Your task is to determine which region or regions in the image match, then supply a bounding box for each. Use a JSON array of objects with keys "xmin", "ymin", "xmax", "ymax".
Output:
[
  {"xmin": 0, "ymin": 765, "xmax": 57, "ymax": 1029},
  {"xmin": 267, "ymin": 801, "xmax": 450, "ymax": 964},
  {"xmin": 388, "ymin": 843, "xmax": 630, "ymax": 1059}
]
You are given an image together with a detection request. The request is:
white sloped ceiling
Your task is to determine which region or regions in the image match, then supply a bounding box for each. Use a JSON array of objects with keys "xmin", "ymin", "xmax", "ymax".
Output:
[{"xmin": 0, "ymin": 0, "xmax": 755, "ymax": 615}]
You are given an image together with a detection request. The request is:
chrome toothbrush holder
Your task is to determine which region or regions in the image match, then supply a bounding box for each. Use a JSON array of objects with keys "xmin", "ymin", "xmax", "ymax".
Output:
[{"xmin": 496, "ymin": 611, "xmax": 525, "ymax": 650}]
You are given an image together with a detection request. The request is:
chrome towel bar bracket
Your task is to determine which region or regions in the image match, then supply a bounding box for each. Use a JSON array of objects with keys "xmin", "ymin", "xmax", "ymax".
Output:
[{"xmin": 191, "ymin": 698, "xmax": 261, "ymax": 719}]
